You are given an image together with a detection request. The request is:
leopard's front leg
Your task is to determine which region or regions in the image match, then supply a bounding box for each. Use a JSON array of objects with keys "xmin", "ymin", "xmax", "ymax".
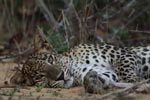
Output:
[
  {"xmin": 83, "ymin": 69, "xmax": 140, "ymax": 94},
  {"xmin": 49, "ymin": 70, "xmax": 74, "ymax": 88},
  {"xmin": 83, "ymin": 69, "xmax": 118, "ymax": 94},
  {"xmin": 83, "ymin": 70, "xmax": 105, "ymax": 93}
]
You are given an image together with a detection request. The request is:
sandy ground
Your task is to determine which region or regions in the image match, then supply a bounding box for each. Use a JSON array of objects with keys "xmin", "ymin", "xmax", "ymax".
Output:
[{"xmin": 0, "ymin": 63, "xmax": 150, "ymax": 100}]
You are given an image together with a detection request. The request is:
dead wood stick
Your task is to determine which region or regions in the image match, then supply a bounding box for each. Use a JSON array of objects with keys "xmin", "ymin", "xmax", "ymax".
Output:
[{"xmin": 96, "ymin": 79, "xmax": 150, "ymax": 100}]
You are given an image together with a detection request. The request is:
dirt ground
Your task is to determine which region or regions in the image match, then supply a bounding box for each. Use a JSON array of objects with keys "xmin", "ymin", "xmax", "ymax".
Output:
[{"xmin": 0, "ymin": 63, "xmax": 150, "ymax": 100}]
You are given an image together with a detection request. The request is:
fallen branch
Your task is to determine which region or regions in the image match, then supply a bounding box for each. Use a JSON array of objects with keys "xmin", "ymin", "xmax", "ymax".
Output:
[
  {"xmin": 129, "ymin": 30, "xmax": 150, "ymax": 34},
  {"xmin": 0, "ymin": 48, "xmax": 34, "ymax": 63},
  {"xmin": 94, "ymin": 79, "xmax": 150, "ymax": 100}
]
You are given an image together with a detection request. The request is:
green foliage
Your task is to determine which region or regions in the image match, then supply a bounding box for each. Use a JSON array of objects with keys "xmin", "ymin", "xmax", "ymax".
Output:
[
  {"xmin": 29, "ymin": 91, "xmax": 33, "ymax": 96},
  {"xmin": 74, "ymin": 0, "xmax": 91, "ymax": 10},
  {"xmin": 74, "ymin": 97, "xmax": 80, "ymax": 100},
  {"xmin": 113, "ymin": 93, "xmax": 135, "ymax": 100},
  {"xmin": 0, "ymin": 0, "xmax": 150, "ymax": 49},
  {"xmin": 0, "ymin": 96, "xmax": 4, "ymax": 100},
  {"xmin": 0, "ymin": 89, "xmax": 16, "ymax": 96},
  {"xmin": 44, "ymin": 0, "xmax": 66, "ymax": 17},
  {"xmin": 35, "ymin": 82, "xmax": 45, "ymax": 88},
  {"xmin": 108, "ymin": 26, "xmax": 129, "ymax": 38},
  {"xmin": 133, "ymin": 0, "xmax": 150, "ymax": 23},
  {"xmin": 78, "ymin": 91, "xmax": 86, "ymax": 96},
  {"xmin": 47, "ymin": 90, "xmax": 63, "ymax": 97},
  {"xmin": 35, "ymin": 82, "xmax": 45, "ymax": 92},
  {"xmin": 74, "ymin": 0, "xmax": 109, "ymax": 11},
  {"xmin": 42, "ymin": 30, "xmax": 69, "ymax": 53},
  {"xmin": 45, "ymin": 0, "xmax": 65, "ymax": 10}
]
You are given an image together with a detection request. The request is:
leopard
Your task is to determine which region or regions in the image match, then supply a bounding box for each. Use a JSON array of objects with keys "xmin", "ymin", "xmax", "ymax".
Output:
[
  {"xmin": 23, "ymin": 43, "xmax": 150, "ymax": 93},
  {"xmin": 11, "ymin": 43, "xmax": 150, "ymax": 93}
]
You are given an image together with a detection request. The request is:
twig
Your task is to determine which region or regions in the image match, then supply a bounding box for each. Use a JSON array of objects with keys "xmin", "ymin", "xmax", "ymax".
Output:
[
  {"xmin": 0, "ymin": 48, "xmax": 34, "ymax": 63},
  {"xmin": 35, "ymin": 0, "xmax": 58, "ymax": 30},
  {"xmin": 129, "ymin": 30, "xmax": 150, "ymax": 34},
  {"xmin": 125, "ymin": 6, "xmax": 150, "ymax": 27},
  {"xmin": 93, "ymin": 79, "xmax": 150, "ymax": 100},
  {"xmin": 122, "ymin": 0, "xmax": 136, "ymax": 11},
  {"xmin": 101, "ymin": 0, "xmax": 137, "ymax": 20},
  {"xmin": 61, "ymin": 10, "xmax": 70, "ymax": 47}
]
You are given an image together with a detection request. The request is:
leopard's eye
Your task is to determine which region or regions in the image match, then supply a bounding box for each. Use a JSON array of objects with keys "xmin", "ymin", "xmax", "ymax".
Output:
[{"xmin": 48, "ymin": 55, "xmax": 53, "ymax": 64}]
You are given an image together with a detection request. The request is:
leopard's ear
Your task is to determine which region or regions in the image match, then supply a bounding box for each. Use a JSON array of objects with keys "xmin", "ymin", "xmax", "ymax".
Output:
[{"xmin": 33, "ymin": 34, "xmax": 54, "ymax": 53}]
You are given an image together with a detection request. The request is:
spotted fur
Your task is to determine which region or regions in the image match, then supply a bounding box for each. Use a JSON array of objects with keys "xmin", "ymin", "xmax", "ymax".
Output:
[
  {"xmin": 11, "ymin": 43, "xmax": 150, "ymax": 93},
  {"xmin": 27, "ymin": 44, "xmax": 149, "ymax": 89},
  {"xmin": 10, "ymin": 58, "xmax": 61, "ymax": 87}
]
